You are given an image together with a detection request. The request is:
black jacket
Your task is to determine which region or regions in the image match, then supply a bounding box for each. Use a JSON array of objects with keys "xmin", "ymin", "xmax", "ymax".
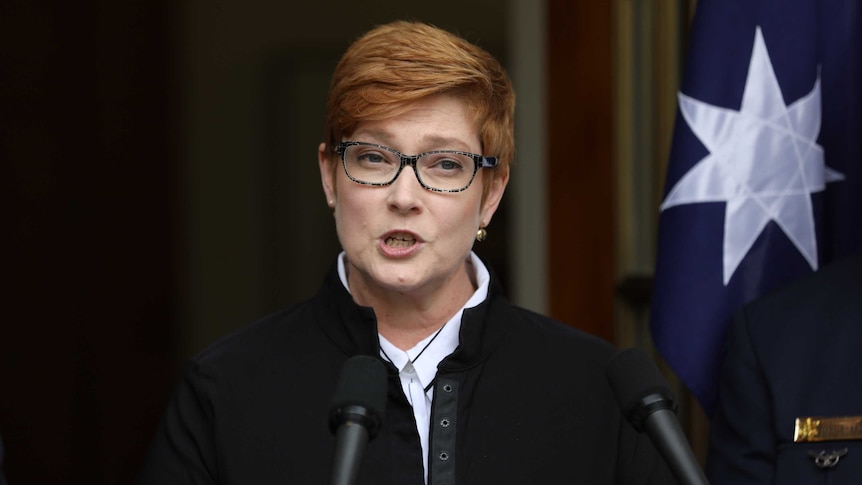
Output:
[
  {"xmin": 707, "ymin": 253, "xmax": 862, "ymax": 484},
  {"xmin": 139, "ymin": 263, "xmax": 675, "ymax": 484}
]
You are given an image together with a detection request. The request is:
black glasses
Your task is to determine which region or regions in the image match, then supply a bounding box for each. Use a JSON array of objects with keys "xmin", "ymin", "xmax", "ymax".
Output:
[{"xmin": 335, "ymin": 141, "xmax": 498, "ymax": 193}]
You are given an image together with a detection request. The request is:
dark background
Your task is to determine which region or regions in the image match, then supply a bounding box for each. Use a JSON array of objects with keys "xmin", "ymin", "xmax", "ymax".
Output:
[
  {"xmin": 2, "ymin": 1, "xmax": 176, "ymax": 482},
  {"xmin": 1, "ymin": 1, "xmax": 510, "ymax": 482}
]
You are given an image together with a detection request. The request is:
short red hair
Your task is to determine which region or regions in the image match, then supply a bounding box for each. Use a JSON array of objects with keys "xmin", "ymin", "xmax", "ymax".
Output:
[{"xmin": 323, "ymin": 21, "xmax": 515, "ymax": 195}]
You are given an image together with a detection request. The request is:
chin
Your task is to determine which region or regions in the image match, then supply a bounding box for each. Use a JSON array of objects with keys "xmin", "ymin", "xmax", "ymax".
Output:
[{"xmin": 375, "ymin": 269, "xmax": 427, "ymax": 292}]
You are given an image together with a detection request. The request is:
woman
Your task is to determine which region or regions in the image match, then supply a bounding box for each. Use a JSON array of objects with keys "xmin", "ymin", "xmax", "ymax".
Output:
[{"xmin": 139, "ymin": 21, "xmax": 674, "ymax": 484}]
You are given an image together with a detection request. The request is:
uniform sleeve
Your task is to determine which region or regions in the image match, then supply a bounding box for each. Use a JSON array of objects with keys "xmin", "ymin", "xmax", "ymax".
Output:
[
  {"xmin": 705, "ymin": 311, "xmax": 775, "ymax": 484},
  {"xmin": 138, "ymin": 361, "xmax": 219, "ymax": 485}
]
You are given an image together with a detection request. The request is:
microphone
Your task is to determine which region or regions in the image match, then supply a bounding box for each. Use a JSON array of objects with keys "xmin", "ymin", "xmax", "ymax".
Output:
[
  {"xmin": 605, "ymin": 347, "xmax": 709, "ymax": 485},
  {"xmin": 329, "ymin": 355, "xmax": 388, "ymax": 485}
]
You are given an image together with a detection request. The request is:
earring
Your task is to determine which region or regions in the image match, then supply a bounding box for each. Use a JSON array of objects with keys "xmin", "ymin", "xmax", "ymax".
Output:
[{"xmin": 476, "ymin": 227, "xmax": 488, "ymax": 242}]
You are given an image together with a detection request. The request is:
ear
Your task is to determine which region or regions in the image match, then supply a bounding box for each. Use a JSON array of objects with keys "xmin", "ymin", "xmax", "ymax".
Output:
[
  {"xmin": 319, "ymin": 142, "xmax": 337, "ymax": 205},
  {"xmin": 479, "ymin": 169, "xmax": 509, "ymax": 226}
]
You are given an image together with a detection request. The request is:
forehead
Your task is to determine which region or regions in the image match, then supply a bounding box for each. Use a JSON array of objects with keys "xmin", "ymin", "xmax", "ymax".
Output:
[{"xmin": 348, "ymin": 94, "xmax": 481, "ymax": 152}]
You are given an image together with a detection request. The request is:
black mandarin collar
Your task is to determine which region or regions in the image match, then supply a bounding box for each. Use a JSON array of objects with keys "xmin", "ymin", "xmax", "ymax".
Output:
[{"xmin": 311, "ymin": 259, "xmax": 512, "ymax": 372}]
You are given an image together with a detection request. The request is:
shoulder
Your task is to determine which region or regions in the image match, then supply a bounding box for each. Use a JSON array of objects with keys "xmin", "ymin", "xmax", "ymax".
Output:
[
  {"xmin": 491, "ymin": 299, "xmax": 617, "ymax": 372},
  {"xmin": 481, "ymin": 261, "xmax": 616, "ymax": 363},
  {"xmin": 514, "ymin": 305, "xmax": 614, "ymax": 349},
  {"xmin": 726, "ymin": 252, "xmax": 862, "ymax": 395},
  {"xmin": 747, "ymin": 252, "xmax": 860, "ymax": 311},
  {"xmin": 190, "ymin": 299, "xmax": 319, "ymax": 373},
  {"xmin": 738, "ymin": 252, "xmax": 862, "ymax": 336}
]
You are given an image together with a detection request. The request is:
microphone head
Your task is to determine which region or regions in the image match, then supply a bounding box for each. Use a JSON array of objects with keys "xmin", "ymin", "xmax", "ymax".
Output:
[
  {"xmin": 329, "ymin": 355, "xmax": 388, "ymax": 439},
  {"xmin": 605, "ymin": 347, "xmax": 677, "ymax": 432}
]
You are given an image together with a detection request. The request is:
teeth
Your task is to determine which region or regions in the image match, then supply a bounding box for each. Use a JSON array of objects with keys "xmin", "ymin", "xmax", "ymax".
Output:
[{"xmin": 386, "ymin": 234, "xmax": 416, "ymax": 248}]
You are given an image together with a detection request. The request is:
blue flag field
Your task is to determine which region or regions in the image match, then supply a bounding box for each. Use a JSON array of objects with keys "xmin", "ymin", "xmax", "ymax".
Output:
[{"xmin": 650, "ymin": 0, "xmax": 862, "ymax": 414}]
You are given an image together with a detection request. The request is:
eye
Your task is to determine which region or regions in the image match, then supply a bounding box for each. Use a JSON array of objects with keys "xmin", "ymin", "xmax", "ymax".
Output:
[
  {"xmin": 423, "ymin": 153, "xmax": 467, "ymax": 173},
  {"xmin": 357, "ymin": 152, "xmax": 386, "ymax": 164},
  {"xmin": 436, "ymin": 158, "xmax": 463, "ymax": 171},
  {"xmin": 349, "ymin": 147, "xmax": 398, "ymax": 169}
]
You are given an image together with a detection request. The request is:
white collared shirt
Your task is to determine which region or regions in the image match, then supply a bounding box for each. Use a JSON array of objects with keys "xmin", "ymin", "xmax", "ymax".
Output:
[{"xmin": 337, "ymin": 251, "xmax": 491, "ymax": 483}]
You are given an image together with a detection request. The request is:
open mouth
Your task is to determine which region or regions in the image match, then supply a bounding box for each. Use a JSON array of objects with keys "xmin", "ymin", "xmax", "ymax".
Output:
[{"xmin": 385, "ymin": 233, "xmax": 416, "ymax": 248}]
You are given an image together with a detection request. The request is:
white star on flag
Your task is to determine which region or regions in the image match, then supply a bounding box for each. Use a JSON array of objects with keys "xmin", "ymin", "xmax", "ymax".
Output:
[{"xmin": 661, "ymin": 26, "xmax": 845, "ymax": 285}]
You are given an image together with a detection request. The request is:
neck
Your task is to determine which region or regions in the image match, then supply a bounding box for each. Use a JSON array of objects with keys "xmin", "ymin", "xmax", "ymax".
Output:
[{"xmin": 349, "ymin": 261, "xmax": 478, "ymax": 350}]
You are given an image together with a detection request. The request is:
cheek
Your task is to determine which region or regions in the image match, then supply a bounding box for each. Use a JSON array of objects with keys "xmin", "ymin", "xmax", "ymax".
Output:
[
  {"xmin": 334, "ymin": 210, "xmax": 368, "ymax": 255},
  {"xmin": 334, "ymin": 175, "xmax": 365, "ymax": 213},
  {"xmin": 333, "ymin": 184, "xmax": 369, "ymax": 245},
  {"xmin": 335, "ymin": 199, "xmax": 364, "ymax": 231},
  {"xmin": 442, "ymin": 201, "xmax": 483, "ymax": 241}
]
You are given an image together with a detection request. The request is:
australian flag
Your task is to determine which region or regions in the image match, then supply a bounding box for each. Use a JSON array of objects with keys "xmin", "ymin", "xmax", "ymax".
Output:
[{"xmin": 650, "ymin": 0, "xmax": 862, "ymax": 414}]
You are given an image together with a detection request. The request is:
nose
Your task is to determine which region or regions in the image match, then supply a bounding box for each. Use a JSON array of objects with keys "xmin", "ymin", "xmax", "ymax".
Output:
[{"xmin": 386, "ymin": 163, "xmax": 424, "ymax": 213}]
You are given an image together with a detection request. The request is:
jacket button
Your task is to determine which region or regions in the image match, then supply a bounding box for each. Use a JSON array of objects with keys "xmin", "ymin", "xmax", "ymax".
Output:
[
  {"xmin": 440, "ymin": 418, "xmax": 451, "ymax": 427},
  {"xmin": 442, "ymin": 384, "xmax": 453, "ymax": 393},
  {"xmin": 439, "ymin": 451, "xmax": 449, "ymax": 461}
]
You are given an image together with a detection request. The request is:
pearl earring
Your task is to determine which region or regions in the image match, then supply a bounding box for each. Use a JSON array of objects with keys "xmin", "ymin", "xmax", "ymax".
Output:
[{"xmin": 476, "ymin": 227, "xmax": 488, "ymax": 242}]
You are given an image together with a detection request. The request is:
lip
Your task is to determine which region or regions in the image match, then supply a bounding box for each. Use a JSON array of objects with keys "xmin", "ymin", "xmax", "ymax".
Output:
[{"xmin": 379, "ymin": 230, "xmax": 423, "ymax": 258}]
